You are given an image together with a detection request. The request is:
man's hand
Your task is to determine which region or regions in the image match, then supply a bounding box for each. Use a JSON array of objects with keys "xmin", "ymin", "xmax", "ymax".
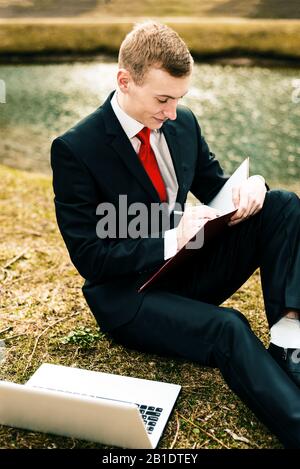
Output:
[
  {"xmin": 228, "ymin": 175, "xmax": 267, "ymax": 227},
  {"xmin": 176, "ymin": 204, "xmax": 220, "ymax": 251}
]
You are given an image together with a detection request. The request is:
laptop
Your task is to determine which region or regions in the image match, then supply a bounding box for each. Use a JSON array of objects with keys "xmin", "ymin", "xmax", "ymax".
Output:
[{"xmin": 0, "ymin": 363, "xmax": 181, "ymax": 449}]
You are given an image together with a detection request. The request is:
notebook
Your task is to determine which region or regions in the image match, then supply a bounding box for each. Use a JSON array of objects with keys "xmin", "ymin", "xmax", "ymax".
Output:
[
  {"xmin": 0, "ymin": 363, "xmax": 181, "ymax": 449},
  {"xmin": 138, "ymin": 158, "xmax": 249, "ymax": 292}
]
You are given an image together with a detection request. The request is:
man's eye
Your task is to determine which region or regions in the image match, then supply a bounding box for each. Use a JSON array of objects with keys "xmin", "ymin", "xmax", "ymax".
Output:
[{"xmin": 157, "ymin": 98, "xmax": 168, "ymax": 103}]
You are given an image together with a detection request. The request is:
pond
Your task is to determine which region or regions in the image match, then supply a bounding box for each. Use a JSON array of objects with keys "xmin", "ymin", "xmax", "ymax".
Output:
[{"xmin": 0, "ymin": 59, "xmax": 299, "ymax": 185}]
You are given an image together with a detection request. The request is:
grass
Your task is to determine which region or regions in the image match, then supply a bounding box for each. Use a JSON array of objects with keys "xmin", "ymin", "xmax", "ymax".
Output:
[
  {"xmin": 0, "ymin": 0, "xmax": 299, "ymax": 19},
  {"xmin": 1, "ymin": 1, "xmax": 300, "ymax": 60},
  {"xmin": 1, "ymin": 19, "xmax": 300, "ymax": 61},
  {"xmin": 1, "ymin": 163, "xmax": 299, "ymax": 449}
]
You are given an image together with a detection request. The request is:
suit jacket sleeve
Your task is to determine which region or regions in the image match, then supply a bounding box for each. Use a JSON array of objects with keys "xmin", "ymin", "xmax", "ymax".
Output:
[{"xmin": 51, "ymin": 137, "xmax": 165, "ymax": 284}]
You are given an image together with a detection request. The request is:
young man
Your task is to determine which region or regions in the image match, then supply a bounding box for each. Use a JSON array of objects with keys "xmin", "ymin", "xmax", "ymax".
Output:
[{"xmin": 51, "ymin": 22, "xmax": 300, "ymax": 448}]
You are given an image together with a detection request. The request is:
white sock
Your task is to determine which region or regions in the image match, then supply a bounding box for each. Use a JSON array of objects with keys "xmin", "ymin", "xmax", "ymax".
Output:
[{"xmin": 270, "ymin": 316, "xmax": 300, "ymax": 348}]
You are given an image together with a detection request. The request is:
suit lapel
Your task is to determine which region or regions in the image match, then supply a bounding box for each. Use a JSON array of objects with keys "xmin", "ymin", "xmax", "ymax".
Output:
[
  {"xmin": 162, "ymin": 121, "xmax": 185, "ymax": 204},
  {"xmin": 101, "ymin": 94, "xmax": 185, "ymax": 204},
  {"xmin": 101, "ymin": 94, "xmax": 161, "ymax": 202},
  {"xmin": 111, "ymin": 132, "xmax": 161, "ymax": 202}
]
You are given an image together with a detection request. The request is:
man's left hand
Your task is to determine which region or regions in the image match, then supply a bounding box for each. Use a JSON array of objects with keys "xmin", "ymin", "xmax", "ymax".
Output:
[{"xmin": 228, "ymin": 175, "xmax": 267, "ymax": 227}]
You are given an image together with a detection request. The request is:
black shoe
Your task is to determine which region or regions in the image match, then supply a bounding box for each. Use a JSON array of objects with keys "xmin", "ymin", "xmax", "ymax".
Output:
[{"xmin": 268, "ymin": 343, "xmax": 300, "ymax": 387}]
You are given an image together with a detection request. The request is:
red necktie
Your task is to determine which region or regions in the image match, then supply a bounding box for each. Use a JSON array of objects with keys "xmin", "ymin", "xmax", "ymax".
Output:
[{"xmin": 136, "ymin": 127, "xmax": 167, "ymax": 202}]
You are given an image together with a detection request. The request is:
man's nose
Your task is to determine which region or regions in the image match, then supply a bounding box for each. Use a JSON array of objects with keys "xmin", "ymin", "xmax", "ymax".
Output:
[{"xmin": 163, "ymin": 101, "xmax": 177, "ymax": 120}]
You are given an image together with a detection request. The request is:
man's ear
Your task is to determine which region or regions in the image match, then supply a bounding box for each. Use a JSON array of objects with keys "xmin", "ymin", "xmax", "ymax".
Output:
[{"xmin": 117, "ymin": 69, "xmax": 131, "ymax": 93}]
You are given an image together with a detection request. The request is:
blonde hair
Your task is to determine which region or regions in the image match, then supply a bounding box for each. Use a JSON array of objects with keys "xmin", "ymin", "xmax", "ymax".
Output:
[{"xmin": 118, "ymin": 21, "xmax": 193, "ymax": 85}]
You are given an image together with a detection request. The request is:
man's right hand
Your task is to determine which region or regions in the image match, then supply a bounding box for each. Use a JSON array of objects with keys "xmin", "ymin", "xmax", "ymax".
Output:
[{"xmin": 176, "ymin": 204, "xmax": 220, "ymax": 251}]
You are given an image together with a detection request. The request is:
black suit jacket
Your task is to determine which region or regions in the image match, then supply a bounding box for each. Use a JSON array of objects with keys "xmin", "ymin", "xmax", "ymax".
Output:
[{"xmin": 51, "ymin": 92, "xmax": 228, "ymax": 332}]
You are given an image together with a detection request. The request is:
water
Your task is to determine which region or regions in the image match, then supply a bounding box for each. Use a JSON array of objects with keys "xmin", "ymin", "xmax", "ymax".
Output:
[{"xmin": 0, "ymin": 59, "xmax": 299, "ymax": 184}]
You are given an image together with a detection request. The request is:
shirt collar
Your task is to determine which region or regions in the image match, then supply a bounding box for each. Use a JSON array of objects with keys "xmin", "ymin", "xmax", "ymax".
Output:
[{"xmin": 111, "ymin": 91, "xmax": 144, "ymax": 139}]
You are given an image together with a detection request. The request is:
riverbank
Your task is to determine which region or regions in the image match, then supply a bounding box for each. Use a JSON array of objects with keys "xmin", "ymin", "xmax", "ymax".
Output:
[
  {"xmin": 1, "ymin": 18, "xmax": 300, "ymax": 62},
  {"xmin": 0, "ymin": 162, "xmax": 292, "ymax": 449}
]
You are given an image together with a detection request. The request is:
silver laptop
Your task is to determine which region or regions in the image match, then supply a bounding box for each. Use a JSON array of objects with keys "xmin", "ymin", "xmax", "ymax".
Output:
[{"xmin": 0, "ymin": 363, "xmax": 181, "ymax": 449}]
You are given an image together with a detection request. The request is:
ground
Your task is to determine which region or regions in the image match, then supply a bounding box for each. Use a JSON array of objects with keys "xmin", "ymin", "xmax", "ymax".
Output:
[
  {"xmin": 1, "ymin": 0, "xmax": 300, "ymax": 451},
  {"xmin": 0, "ymin": 0, "xmax": 299, "ymax": 19},
  {"xmin": 1, "ymin": 164, "xmax": 299, "ymax": 449}
]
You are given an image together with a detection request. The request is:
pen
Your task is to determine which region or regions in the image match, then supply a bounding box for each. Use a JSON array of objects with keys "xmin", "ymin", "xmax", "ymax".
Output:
[{"xmin": 173, "ymin": 210, "xmax": 220, "ymax": 218}]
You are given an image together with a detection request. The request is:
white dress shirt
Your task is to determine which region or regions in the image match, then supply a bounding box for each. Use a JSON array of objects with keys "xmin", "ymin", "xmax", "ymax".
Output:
[{"xmin": 110, "ymin": 91, "xmax": 178, "ymax": 259}]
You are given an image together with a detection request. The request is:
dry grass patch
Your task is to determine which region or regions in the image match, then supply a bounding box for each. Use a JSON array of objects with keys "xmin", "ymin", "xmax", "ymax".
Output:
[
  {"xmin": 1, "ymin": 19, "xmax": 300, "ymax": 61},
  {"xmin": 0, "ymin": 0, "xmax": 300, "ymax": 19},
  {"xmin": 1, "ymin": 164, "xmax": 298, "ymax": 449}
]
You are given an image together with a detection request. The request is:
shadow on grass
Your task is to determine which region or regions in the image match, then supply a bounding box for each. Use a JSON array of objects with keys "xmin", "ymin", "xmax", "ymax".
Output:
[
  {"xmin": 0, "ymin": 0, "xmax": 99, "ymax": 18},
  {"xmin": 208, "ymin": 0, "xmax": 300, "ymax": 19}
]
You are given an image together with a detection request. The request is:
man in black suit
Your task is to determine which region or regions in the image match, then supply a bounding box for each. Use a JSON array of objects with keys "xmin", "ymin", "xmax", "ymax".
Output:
[{"xmin": 51, "ymin": 22, "xmax": 300, "ymax": 447}]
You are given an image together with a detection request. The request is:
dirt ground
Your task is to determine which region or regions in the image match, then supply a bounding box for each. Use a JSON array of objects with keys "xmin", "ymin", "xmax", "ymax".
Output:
[{"xmin": 0, "ymin": 0, "xmax": 299, "ymax": 19}]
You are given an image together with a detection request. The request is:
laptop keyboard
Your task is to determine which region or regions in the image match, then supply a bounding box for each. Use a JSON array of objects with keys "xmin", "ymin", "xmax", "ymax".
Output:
[{"xmin": 136, "ymin": 404, "xmax": 163, "ymax": 434}]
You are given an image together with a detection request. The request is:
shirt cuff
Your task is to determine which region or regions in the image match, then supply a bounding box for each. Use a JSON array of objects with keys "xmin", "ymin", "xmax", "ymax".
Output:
[{"xmin": 164, "ymin": 228, "xmax": 178, "ymax": 260}]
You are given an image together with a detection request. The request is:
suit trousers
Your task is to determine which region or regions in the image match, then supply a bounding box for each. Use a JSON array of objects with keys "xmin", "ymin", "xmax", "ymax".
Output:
[{"xmin": 110, "ymin": 190, "xmax": 300, "ymax": 448}]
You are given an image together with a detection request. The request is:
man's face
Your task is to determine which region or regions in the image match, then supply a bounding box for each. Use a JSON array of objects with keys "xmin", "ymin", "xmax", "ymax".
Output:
[{"xmin": 118, "ymin": 66, "xmax": 192, "ymax": 130}]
